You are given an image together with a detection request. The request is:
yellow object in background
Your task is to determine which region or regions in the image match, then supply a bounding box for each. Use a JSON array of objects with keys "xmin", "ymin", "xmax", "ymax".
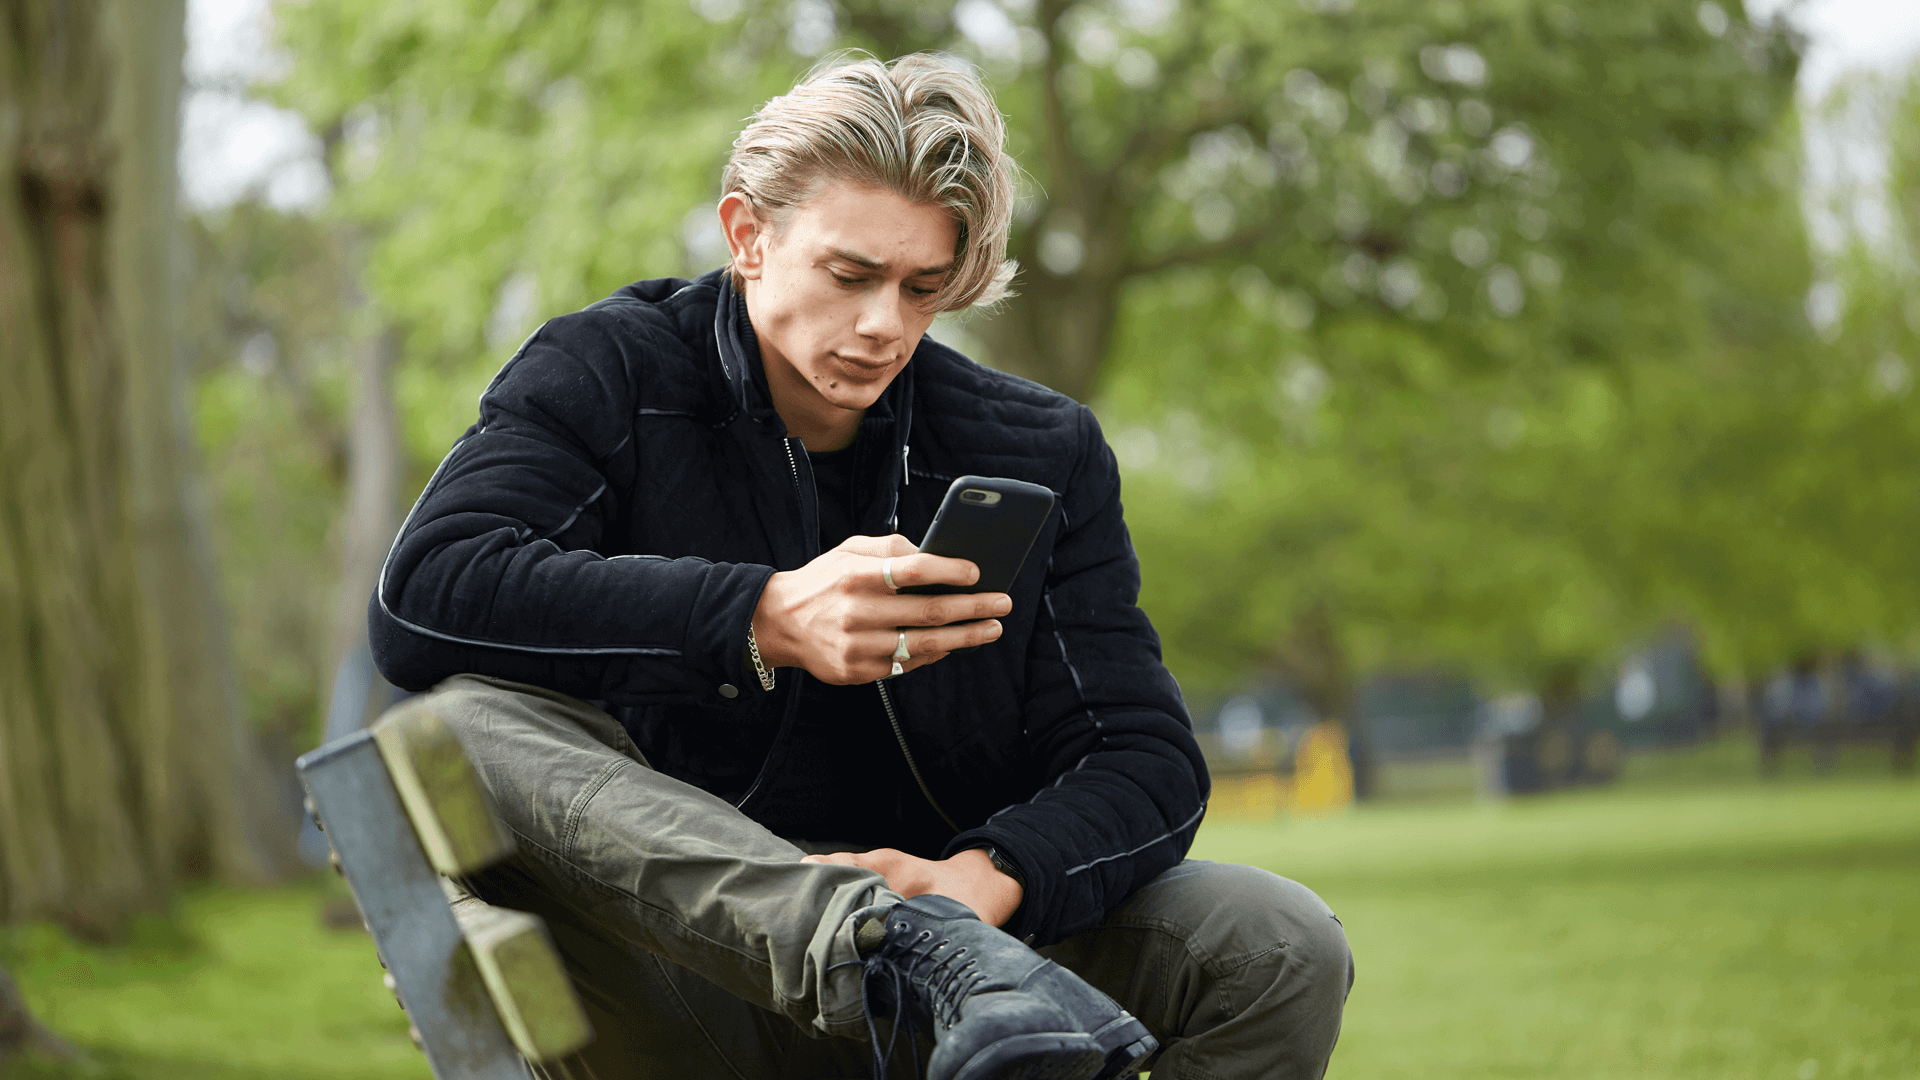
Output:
[
  {"xmin": 1292, "ymin": 722, "xmax": 1354, "ymax": 816},
  {"xmin": 1205, "ymin": 720, "xmax": 1354, "ymax": 819},
  {"xmin": 1209, "ymin": 772, "xmax": 1290, "ymax": 819}
]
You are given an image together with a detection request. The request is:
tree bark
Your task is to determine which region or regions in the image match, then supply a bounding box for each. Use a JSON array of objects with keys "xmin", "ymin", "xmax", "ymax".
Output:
[
  {"xmin": 1266, "ymin": 599, "xmax": 1378, "ymax": 800},
  {"xmin": 323, "ymin": 314, "xmax": 402, "ymax": 732},
  {"xmin": 0, "ymin": 963, "xmax": 79, "ymax": 1069},
  {"xmin": 0, "ymin": 0, "xmax": 291, "ymax": 935},
  {"xmin": 972, "ymin": 235, "xmax": 1127, "ymax": 404},
  {"xmin": 316, "ymin": 109, "xmax": 405, "ymax": 737}
]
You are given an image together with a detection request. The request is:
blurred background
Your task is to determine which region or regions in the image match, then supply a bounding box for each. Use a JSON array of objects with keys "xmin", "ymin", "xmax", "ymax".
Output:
[{"xmin": 1, "ymin": 0, "xmax": 1916, "ymax": 1076}]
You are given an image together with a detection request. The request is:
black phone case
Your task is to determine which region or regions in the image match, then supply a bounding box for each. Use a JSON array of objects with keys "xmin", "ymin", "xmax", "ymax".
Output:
[{"xmin": 900, "ymin": 476, "xmax": 1057, "ymax": 596}]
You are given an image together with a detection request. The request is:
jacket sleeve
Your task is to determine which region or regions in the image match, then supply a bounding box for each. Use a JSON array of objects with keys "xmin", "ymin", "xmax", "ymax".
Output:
[
  {"xmin": 368, "ymin": 313, "xmax": 772, "ymax": 708},
  {"xmin": 945, "ymin": 406, "xmax": 1210, "ymax": 946}
]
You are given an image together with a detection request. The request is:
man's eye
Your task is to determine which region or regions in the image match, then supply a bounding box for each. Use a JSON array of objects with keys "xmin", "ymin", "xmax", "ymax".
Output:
[
  {"xmin": 831, "ymin": 273, "xmax": 863, "ymax": 287},
  {"xmin": 907, "ymin": 285, "xmax": 937, "ymax": 297}
]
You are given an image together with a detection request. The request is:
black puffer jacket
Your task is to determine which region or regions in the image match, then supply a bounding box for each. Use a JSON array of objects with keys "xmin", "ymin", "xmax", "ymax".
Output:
[{"xmin": 370, "ymin": 270, "xmax": 1208, "ymax": 946}]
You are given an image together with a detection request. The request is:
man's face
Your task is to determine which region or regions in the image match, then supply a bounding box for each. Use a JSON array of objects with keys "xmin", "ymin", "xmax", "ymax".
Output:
[{"xmin": 729, "ymin": 181, "xmax": 958, "ymax": 435}]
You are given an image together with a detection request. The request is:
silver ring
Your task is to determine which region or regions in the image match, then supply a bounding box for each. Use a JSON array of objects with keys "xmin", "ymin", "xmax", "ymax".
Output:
[
  {"xmin": 881, "ymin": 557, "xmax": 898, "ymax": 592},
  {"xmin": 894, "ymin": 632, "xmax": 911, "ymax": 662},
  {"xmin": 889, "ymin": 660, "xmax": 904, "ymax": 678}
]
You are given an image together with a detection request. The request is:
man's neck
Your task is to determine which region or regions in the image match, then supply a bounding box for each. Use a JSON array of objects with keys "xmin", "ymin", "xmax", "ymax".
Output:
[{"xmin": 765, "ymin": 373, "xmax": 862, "ymax": 452}]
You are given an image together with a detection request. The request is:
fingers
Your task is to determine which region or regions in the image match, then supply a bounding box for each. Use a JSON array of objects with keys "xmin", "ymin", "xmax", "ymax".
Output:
[
  {"xmin": 831, "ymin": 547, "xmax": 1011, "ymax": 628},
  {"xmin": 808, "ymin": 621, "xmax": 1005, "ymax": 685},
  {"xmin": 798, "ymin": 849, "xmax": 931, "ymax": 895},
  {"xmin": 853, "ymin": 849, "xmax": 934, "ymax": 896},
  {"xmin": 827, "ymin": 537, "xmax": 979, "ymax": 592},
  {"xmin": 892, "ymin": 590, "xmax": 1012, "ymax": 628},
  {"xmin": 879, "ymin": 552, "xmax": 980, "ymax": 592},
  {"xmin": 772, "ymin": 537, "xmax": 1017, "ymax": 684},
  {"xmin": 883, "ymin": 621, "xmax": 1003, "ymax": 660}
]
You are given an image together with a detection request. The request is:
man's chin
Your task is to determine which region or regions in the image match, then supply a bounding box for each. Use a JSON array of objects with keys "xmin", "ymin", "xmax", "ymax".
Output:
[
  {"xmin": 820, "ymin": 388, "xmax": 888, "ymax": 415},
  {"xmin": 817, "ymin": 369, "xmax": 899, "ymax": 410}
]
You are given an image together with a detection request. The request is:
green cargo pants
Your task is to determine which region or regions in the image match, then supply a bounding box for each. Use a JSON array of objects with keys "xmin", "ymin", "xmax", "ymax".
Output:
[{"xmin": 428, "ymin": 675, "xmax": 1352, "ymax": 1080}]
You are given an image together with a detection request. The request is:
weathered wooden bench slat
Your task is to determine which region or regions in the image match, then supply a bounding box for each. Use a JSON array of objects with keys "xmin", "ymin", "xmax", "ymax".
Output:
[
  {"xmin": 372, "ymin": 705, "xmax": 516, "ymax": 876},
  {"xmin": 298, "ymin": 704, "xmax": 592, "ymax": 1077}
]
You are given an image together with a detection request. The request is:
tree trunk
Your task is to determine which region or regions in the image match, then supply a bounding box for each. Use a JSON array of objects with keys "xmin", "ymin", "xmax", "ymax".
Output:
[
  {"xmin": 970, "ymin": 174, "xmax": 1135, "ymax": 408},
  {"xmin": 318, "ymin": 111, "xmax": 404, "ymax": 737},
  {"xmin": 973, "ymin": 268, "xmax": 1123, "ymax": 404},
  {"xmin": 1266, "ymin": 599, "xmax": 1378, "ymax": 800},
  {"xmin": 323, "ymin": 314, "xmax": 402, "ymax": 733},
  {"xmin": 0, "ymin": 0, "xmax": 291, "ymax": 935},
  {"xmin": 969, "ymin": 116, "xmax": 1134, "ymax": 403},
  {"xmin": 0, "ymin": 963, "xmax": 79, "ymax": 1069}
]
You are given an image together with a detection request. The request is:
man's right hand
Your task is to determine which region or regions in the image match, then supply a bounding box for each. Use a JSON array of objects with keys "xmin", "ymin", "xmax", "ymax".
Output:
[{"xmin": 751, "ymin": 534, "xmax": 1011, "ymax": 684}]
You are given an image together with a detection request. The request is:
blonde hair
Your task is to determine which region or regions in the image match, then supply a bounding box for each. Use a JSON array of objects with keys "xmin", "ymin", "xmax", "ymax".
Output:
[{"xmin": 721, "ymin": 52, "xmax": 1018, "ymax": 311}]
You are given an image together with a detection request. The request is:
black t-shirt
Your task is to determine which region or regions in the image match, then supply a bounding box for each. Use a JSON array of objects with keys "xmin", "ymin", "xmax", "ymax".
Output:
[
  {"xmin": 807, "ymin": 444, "xmax": 858, "ymax": 553},
  {"xmin": 757, "ymin": 445, "xmax": 951, "ymax": 854}
]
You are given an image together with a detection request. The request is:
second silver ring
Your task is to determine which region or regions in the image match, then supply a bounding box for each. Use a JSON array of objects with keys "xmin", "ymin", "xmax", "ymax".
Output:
[{"xmin": 893, "ymin": 631, "xmax": 912, "ymax": 662}]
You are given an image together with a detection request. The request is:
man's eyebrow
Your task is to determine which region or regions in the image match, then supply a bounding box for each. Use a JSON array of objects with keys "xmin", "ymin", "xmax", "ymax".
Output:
[{"xmin": 828, "ymin": 247, "xmax": 954, "ymax": 277}]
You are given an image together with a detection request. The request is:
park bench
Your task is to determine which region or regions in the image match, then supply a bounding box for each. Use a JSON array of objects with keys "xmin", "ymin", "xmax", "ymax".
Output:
[
  {"xmin": 297, "ymin": 702, "xmax": 594, "ymax": 1079},
  {"xmin": 1754, "ymin": 666, "xmax": 1919, "ymax": 775},
  {"xmin": 1758, "ymin": 713, "xmax": 1918, "ymax": 774}
]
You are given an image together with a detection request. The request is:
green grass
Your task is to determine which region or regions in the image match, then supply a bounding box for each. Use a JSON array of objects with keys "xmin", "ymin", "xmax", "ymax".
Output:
[
  {"xmin": 1194, "ymin": 771, "xmax": 1920, "ymax": 1079},
  {"xmin": 2, "ymin": 879, "xmax": 428, "ymax": 1080},
  {"xmin": 4, "ymin": 739, "xmax": 1914, "ymax": 1079}
]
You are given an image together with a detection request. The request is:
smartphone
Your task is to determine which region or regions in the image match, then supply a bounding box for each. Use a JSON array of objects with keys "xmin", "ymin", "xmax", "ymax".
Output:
[{"xmin": 900, "ymin": 476, "xmax": 1056, "ymax": 596}]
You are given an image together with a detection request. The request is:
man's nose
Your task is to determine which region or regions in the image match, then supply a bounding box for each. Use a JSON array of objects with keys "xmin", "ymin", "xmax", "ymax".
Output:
[{"xmin": 856, "ymin": 286, "xmax": 904, "ymax": 344}]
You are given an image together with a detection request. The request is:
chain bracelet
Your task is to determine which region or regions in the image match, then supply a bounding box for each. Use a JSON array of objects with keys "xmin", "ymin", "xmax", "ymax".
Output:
[{"xmin": 747, "ymin": 623, "xmax": 776, "ymax": 692}]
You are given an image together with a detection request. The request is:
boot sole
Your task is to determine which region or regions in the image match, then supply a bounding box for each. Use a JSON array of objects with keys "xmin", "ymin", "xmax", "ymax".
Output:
[
  {"xmin": 951, "ymin": 1033, "xmax": 1106, "ymax": 1080},
  {"xmin": 1089, "ymin": 1014, "xmax": 1159, "ymax": 1079}
]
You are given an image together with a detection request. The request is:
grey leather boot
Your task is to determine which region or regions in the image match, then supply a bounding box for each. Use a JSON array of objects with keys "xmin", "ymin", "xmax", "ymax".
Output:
[{"xmin": 855, "ymin": 894, "xmax": 1157, "ymax": 1080}]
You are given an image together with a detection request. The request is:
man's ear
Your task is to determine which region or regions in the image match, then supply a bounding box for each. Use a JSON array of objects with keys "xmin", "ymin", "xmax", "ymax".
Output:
[{"xmin": 719, "ymin": 192, "xmax": 768, "ymax": 281}]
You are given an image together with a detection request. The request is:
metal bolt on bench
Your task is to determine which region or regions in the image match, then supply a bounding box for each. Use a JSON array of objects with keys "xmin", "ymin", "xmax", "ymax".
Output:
[{"xmin": 298, "ymin": 701, "xmax": 593, "ymax": 1078}]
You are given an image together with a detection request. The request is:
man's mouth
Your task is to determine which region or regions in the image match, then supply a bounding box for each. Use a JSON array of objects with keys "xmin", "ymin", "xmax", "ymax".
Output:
[{"xmin": 833, "ymin": 352, "xmax": 894, "ymax": 374}]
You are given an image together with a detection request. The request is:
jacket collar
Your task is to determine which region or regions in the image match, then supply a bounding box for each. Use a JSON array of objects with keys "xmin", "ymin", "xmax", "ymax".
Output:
[{"xmin": 712, "ymin": 269, "xmax": 781, "ymax": 428}]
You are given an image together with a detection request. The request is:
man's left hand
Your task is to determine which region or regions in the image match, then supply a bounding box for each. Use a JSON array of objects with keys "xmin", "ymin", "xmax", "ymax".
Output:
[{"xmin": 802, "ymin": 847, "xmax": 1022, "ymax": 928}]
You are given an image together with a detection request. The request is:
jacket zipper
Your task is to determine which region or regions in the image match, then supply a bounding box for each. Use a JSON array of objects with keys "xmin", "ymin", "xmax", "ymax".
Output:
[
  {"xmin": 876, "ymin": 679, "xmax": 960, "ymax": 832},
  {"xmin": 782, "ymin": 436, "xmax": 802, "ymax": 493},
  {"xmin": 781, "ymin": 431, "xmax": 957, "ymax": 833}
]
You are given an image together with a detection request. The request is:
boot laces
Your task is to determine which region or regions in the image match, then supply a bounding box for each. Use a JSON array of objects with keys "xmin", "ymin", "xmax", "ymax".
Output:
[{"xmin": 861, "ymin": 921, "xmax": 988, "ymax": 1079}]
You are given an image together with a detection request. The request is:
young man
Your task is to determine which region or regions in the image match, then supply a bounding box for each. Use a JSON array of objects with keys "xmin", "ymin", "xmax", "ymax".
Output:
[{"xmin": 372, "ymin": 54, "xmax": 1351, "ymax": 1079}]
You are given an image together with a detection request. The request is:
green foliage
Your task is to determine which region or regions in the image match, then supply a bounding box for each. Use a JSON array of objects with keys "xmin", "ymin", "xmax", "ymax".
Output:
[
  {"xmin": 1080, "ymin": 0, "xmax": 1842, "ymax": 689},
  {"xmin": 275, "ymin": 0, "xmax": 794, "ymax": 462},
  {"xmin": 182, "ymin": 204, "xmax": 351, "ymax": 742},
  {"xmin": 269, "ymin": 0, "xmax": 1918, "ymax": 703}
]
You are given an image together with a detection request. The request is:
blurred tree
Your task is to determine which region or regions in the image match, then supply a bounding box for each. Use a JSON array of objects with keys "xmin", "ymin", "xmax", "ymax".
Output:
[
  {"xmin": 1075, "ymin": 0, "xmax": 1830, "ymax": 697},
  {"xmin": 0, "ymin": 0, "xmax": 291, "ymax": 932},
  {"xmin": 1755, "ymin": 62, "xmax": 1920, "ymax": 660},
  {"xmin": 277, "ymin": 0, "xmax": 1917, "ymax": 773},
  {"xmin": 0, "ymin": 963, "xmax": 79, "ymax": 1070},
  {"xmin": 181, "ymin": 203, "xmax": 357, "ymax": 745},
  {"xmin": 275, "ymin": 0, "xmax": 780, "ymax": 468},
  {"xmin": 277, "ymin": 1, "xmax": 782, "ymax": 740}
]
